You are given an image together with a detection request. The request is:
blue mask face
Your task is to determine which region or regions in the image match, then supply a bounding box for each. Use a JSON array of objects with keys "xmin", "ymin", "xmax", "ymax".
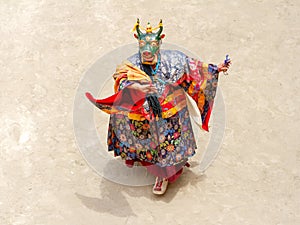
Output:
[
  {"xmin": 138, "ymin": 33, "xmax": 161, "ymax": 65},
  {"xmin": 133, "ymin": 19, "xmax": 164, "ymax": 65}
]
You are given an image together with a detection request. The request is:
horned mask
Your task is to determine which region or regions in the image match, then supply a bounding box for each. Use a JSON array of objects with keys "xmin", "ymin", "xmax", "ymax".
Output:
[{"xmin": 132, "ymin": 19, "xmax": 165, "ymax": 65}]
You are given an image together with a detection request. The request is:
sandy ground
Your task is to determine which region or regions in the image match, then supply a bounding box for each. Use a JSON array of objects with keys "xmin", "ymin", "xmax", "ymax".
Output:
[{"xmin": 0, "ymin": 0, "xmax": 299, "ymax": 224}]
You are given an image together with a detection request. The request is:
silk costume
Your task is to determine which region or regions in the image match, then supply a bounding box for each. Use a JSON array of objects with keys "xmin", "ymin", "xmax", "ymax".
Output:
[{"xmin": 86, "ymin": 49, "xmax": 220, "ymax": 181}]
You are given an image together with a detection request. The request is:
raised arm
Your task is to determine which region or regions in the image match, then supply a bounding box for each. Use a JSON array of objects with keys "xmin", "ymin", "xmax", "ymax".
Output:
[{"xmin": 177, "ymin": 56, "xmax": 230, "ymax": 131}]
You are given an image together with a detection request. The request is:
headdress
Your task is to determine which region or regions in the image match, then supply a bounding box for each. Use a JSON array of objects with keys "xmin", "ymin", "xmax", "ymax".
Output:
[{"xmin": 132, "ymin": 18, "xmax": 165, "ymax": 40}]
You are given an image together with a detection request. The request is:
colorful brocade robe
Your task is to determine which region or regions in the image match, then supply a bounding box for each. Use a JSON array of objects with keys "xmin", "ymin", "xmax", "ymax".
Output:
[{"xmin": 86, "ymin": 50, "xmax": 220, "ymax": 167}]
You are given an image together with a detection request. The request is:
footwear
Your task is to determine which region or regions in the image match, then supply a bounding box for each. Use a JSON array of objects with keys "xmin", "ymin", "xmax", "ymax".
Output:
[{"xmin": 152, "ymin": 177, "xmax": 168, "ymax": 195}]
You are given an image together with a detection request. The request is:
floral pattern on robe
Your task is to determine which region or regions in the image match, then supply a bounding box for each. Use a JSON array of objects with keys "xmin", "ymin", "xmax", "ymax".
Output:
[{"xmin": 99, "ymin": 50, "xmax": 220, "ymax": 167}]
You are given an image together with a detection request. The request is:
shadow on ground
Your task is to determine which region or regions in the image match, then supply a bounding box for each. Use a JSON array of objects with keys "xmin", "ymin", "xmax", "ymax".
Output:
[{"xmin": 75, "ymin": 161, "xmax": 205, "ymax": 217}]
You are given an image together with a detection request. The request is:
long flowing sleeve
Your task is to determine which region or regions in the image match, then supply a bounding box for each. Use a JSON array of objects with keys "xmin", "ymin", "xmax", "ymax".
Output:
[
  {"xmin": 176, "ymin": 57, "xmax": 219, "ymax": 131},
  {"xmin": 85, "ymin": 61, "xmax": 150, "ymax": 117}
]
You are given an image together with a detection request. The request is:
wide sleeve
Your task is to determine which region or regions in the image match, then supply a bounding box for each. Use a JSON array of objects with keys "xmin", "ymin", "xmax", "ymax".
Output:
[
  {"xmin": 176, "ymin": 57, "xmax": 219, "ymax": 131},
  {"xmin": 113, "ymin": 63, "xmax": 132, "ymax": 93},
  {"xmin": 86, "ymin": 61, "xmax": 149, "ymax": 115}
]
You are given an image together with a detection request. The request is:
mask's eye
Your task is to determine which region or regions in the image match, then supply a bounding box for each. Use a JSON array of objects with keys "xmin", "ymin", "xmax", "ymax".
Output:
[
  {"xmin": 150, "ymin": 41, "xmax": 158, "ymax": 47},
  {"xmin": 139, "ymin": 40, "xmax": 146, "ymax": 47}
]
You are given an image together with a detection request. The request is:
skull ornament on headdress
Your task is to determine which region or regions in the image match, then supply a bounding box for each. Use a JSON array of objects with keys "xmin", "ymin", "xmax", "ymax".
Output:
[{"xmin": 132, "ymin": 19, "xmax": 165, "ymax": 65}]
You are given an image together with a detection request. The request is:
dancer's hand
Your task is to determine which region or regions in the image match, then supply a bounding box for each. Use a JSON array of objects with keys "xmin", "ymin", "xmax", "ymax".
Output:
[
  {"xmin": 129, "ymin": 81, "xmax": 158, "ymax": 94},
  {"xmin": 218, "ymin": 55, "xmax": 232, "ymax": 74},
  {"xmin": 217, "ymin": 60, "xmax": 231, "ymax": 73}
]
